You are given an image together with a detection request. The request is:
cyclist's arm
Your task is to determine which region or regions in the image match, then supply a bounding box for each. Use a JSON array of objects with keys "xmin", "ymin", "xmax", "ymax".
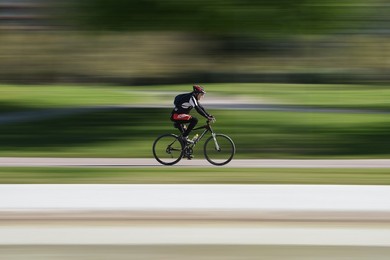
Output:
[{"xmin": 190, "ymin": 96, "xmax": 211, "ymax": 118}]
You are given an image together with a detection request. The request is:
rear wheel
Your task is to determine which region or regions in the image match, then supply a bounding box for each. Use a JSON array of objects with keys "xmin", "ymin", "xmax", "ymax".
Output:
[
  {"xmin": 204, "ymin": 134, "xmax": 235, "ymax": 166},
  {"xmin": 153, "ymin": 134, "xmax": 184, "ymax": 165}
]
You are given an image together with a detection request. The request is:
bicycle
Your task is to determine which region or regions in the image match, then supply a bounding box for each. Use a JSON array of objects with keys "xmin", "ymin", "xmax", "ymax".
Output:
[{"xmin": 152, "ymin": 120, "xmax": 235, "ymax": 166}]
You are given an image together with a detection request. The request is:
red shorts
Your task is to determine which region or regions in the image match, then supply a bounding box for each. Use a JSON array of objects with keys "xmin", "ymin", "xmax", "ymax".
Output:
[{"xmin": 172, "ymin": 114, "xmax": 192, "ymax": 121}]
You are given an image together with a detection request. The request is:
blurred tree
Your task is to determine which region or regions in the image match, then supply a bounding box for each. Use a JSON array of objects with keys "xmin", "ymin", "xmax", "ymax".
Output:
[{"xmin": 69, "ymin": 0, "xmax": 371, "ymax": 34}]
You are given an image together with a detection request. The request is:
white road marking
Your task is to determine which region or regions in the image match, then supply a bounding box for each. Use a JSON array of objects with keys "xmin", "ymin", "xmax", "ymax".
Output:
[{"xmin": 0, "ymin": 222, "xmax": 389, "ymax": 246}]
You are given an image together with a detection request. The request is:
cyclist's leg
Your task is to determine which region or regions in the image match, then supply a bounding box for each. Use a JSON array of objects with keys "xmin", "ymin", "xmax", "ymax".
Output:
[
  {"xmin": 171, "ymin": 114, "xmax": 198, "ymax": 159},
  {"xmin": 173, "ymin": 121, "xmax": 186, "ymax": 134},
  {"xmin": 182, "ymin": 116, "xmax": 198, "ymax": 137},
  {"xmin": 171, "ymin": 114, "xmax": 187, "ymax": 134},
  {"xmin": 172, "ymin": 114, "xmax": 198, "ymax": 137}
]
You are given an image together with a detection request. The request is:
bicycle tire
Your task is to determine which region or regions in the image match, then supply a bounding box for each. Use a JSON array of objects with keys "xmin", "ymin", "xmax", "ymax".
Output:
[
  {"xmin": 153, "ymin": 134, "xmax": 184, "ymax": 165},
  {"xmin": 204, "ymin": 134, "xmax": 235, "ymax": 166}
]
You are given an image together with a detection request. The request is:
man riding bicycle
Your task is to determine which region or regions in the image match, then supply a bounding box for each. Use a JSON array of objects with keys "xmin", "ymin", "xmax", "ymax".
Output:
[{"xmin": 171, "ymin": 85, "xmax": 215, "ymax": 144}]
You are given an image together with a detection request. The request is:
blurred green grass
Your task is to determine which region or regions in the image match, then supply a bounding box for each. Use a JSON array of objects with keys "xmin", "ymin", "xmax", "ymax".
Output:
[
  {"xmin": 0, "ymin": 108, "xmax": 389, "ymax": 158},
  {"xmin": 1, "ymin": 83, "xmax": 389, "ymax": 113},
  {"xmin": 138, "ymin": 83, "xmax": 390, "ymax": 110},
  {"xmin": 0, "ymin": 167, "xmax": 389, "ymax": 184},
  {"xmin": 0, "ymin": 85, "xmax": 154, "ymax": 113},
  {"xmin": 0, "ymin": 83, "xmax": 389, "ymax": 158}
]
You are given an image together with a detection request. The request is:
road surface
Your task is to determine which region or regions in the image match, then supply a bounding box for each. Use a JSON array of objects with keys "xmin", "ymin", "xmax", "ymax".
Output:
[
  {"xmin": 0, "ymin": 184, "xmax": 389, "ymax": 257},
  {"xmin": 1, "ymin": 157, "xmax": 389, "ymax": 256}
]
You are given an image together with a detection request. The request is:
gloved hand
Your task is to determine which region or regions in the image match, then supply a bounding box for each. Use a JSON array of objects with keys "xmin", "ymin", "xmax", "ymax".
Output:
[{"xmin": 208, "ymin": 116, "xmax": 216, "ymax": 123}]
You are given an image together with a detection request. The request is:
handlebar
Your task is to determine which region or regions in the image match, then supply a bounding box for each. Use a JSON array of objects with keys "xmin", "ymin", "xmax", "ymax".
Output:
[{"xmin": 207, "ymin": 117, "xmax": 216, "ymax": 124}]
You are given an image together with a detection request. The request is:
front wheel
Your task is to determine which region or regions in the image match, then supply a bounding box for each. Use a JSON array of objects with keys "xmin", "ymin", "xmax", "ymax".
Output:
[
  {"xmin": 204, "ymin": 134, "xmax": 235, "ymax": 166},
  {"xmin": 153, "ymin": 134, "xmax": 184, "ymax": 165}
]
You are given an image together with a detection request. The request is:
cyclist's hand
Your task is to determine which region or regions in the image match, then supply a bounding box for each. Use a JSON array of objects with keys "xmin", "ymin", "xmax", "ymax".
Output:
[{"xmin": 208, "ymin": 116, "xmax": 216, "ymax": 123}]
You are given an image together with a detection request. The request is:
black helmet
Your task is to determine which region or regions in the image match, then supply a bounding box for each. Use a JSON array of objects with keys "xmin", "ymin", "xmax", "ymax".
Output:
[{"xmin": 193, "ymin": 85, "xmax": 206, "ymax": 94}]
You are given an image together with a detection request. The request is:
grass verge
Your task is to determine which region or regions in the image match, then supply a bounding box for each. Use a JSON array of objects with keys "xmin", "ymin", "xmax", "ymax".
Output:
[
  {"xmin": 0, "ymin": 108, "xmax": 389, "ymax": 158},
  {"xmin": 0, "ymin": 167, "xmax": 389, "ymax": 185},
  {"xmin": 1, "ymin": 83, "xmax": 389, "ymax": 113},
  {"xmin": 132, "ymin": 83, "xmax": 390, "ymax": 111}
]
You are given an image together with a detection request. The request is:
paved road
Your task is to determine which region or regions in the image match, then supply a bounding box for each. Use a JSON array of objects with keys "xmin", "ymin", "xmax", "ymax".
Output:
[
  {"xmin": 2, "ymin": 184, "xmax": 389, "ymax": 220},
  {"xmin": 1, "ymin": 184, "xmax": 389, "ymax": 252},
  {"xmin": 1, "ymin": 157, "xmax": 390, "ymax": 168},
  {"xmin": 1, "ymin": 220, "xmax": 389, "ymax": 246}
]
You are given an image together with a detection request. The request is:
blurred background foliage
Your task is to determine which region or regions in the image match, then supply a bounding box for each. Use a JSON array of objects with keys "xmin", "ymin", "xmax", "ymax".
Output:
[
  {"xmin": 0, "ymin": 0, "xmax": 388, "ymax": 84},
  {"xmin": 70, "ymin": 0, "xmax": 367, "ymax": 34}
]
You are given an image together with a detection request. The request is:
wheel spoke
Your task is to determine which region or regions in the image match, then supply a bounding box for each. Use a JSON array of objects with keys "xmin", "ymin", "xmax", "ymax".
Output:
[
  {"xmin": 204, "ymin": 134, "xmax": 235, "ymax": 166},
  {"xmin": 153, "ymin": 134, "xmax": 184, "ymax": 165}
]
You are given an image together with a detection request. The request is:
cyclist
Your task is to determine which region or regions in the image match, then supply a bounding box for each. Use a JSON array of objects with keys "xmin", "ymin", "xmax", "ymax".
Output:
[{"xmin": 171, "ymin": 85, "xmax": 215, "ymax": 144}]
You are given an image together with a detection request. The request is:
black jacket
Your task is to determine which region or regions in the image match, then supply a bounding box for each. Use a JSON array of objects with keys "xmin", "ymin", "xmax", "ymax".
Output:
[{"xmin": 172, "ymin": 92, "xmax": 210, "ymax": 118}]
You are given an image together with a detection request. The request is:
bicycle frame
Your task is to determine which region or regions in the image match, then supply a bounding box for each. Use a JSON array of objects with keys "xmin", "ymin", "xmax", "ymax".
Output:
[{"xmin": 188, "ymin": 121, "xmax": 216, "ymax": 147}]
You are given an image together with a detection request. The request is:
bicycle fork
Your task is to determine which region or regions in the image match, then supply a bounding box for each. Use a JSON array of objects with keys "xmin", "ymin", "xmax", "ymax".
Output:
[{"xmin": 212, "ymin": 133, "xmax": 221, "ymax": 151}]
